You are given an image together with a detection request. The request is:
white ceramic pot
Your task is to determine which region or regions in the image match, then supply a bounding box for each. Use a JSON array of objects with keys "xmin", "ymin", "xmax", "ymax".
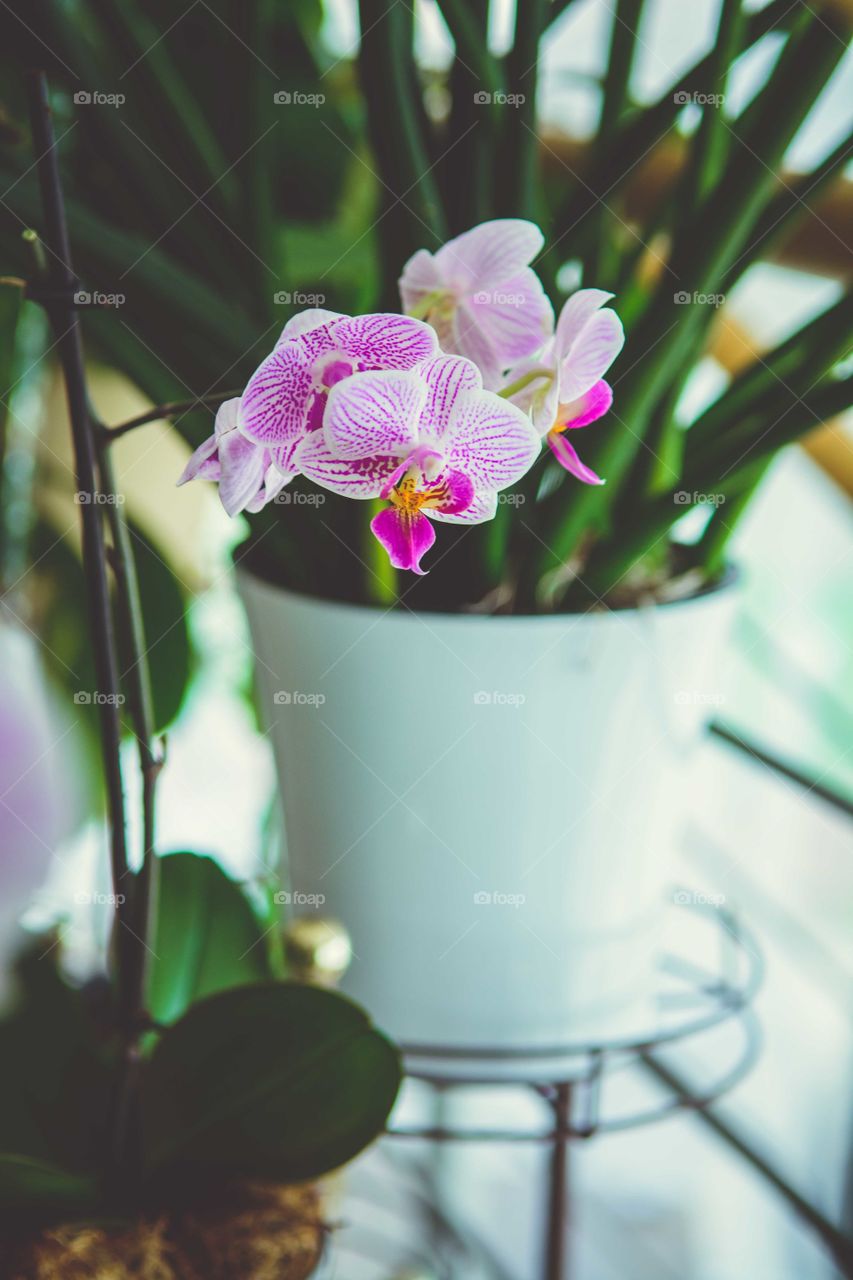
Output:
[{"xmin": 238, "ymin": 570, "xmax": 736, "ymax": 1064}]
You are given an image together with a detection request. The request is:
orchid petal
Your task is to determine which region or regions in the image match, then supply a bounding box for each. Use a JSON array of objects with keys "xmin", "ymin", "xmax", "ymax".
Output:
[
  {"xmin": 177, "ymin": 432, "xmax": 220, "ymax": 486},
  {"xmin": 548, "ymin": 431, "xmax": 605, "ymax": 485},
  {"xmin": 277, "ymin": 309, "xmax": 346, "ymax": 346},
  {"xmin": 323, "ymin": 369, "xmax": 426, "ymax": 460},
  {"xmin": 434, "ymin": 219, "xmax": 544, "ymax": 289},
  {"xmin": 445, "ymin": 392, "xmax": 540, "ymax": 491},
  {"xmin": 246, "ymin": 464, "xmax": 291, "ymax": 512},
  {"xmin": 558, "ymin": 308, "xmax": 624, "ymax": 402},
  {"xmin": 398, "ymin": 248, "xmax": 443, "ymax": 314},
  {"xmin": 419, "ymin": 355, "xmax": 482, "ymax": 440},
  {"xmin": 452, "ymin": 305, "xmax": 505, "ymax": 388},
  {"xmin": 429, "ymin": 488, "xmax": 498, "ymax": 525},
  {"xmin": 559, "ymin": 380, "xmax": 613, "ymax": 430},
  {"xmin": 467, "ymin": 267, "xmax": 554, "ymax": 363},
  {"xmin": 371, "ymin": 506, "xmax": 435, "ymax": 575},
  {"xmin": 217, "ymin": 429, "xmax": 269, "ymax": 517},
  {"xmin": 271, "ymin": 438, "xmax": 303, "ymax": 475},
  {"xmin": 421, "ymin": 467, "xmax": 475, "ymax": 515},
  {"xmin": 555, "ymin": 289, "xmax": 614, "ymax": 356},
  {"xmin": 332, "ymin": 313, "xmax": 438, "ymax": 369},
  {"xmin": 241, "ymin": 344, "xmax": 313, "ymax": 445},
  {"xmin": 296, "ymin": 431, "xmax": 401, "ymax": 498}
]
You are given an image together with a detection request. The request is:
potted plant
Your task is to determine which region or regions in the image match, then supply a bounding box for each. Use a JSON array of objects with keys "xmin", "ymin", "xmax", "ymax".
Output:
[
  {"xmin": 177, "ymin": 4, "xmax": 851, "ymax": 1055},
  {"xmin": 2, "ymin": 4, "xmax": 849, "ymax": 1062},
  {"xmin": 0, "ymin": 74, "xmax": 401, "ymax": 1277}
]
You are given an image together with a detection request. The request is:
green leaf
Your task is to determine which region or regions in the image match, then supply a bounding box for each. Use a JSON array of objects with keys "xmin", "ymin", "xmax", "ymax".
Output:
[
  {"xmin": 140, "ymin": 983, "xmax": 401, "ymax": 1183},
  {"xmin": 0, "ymin": 945, "xmax": 115, "ymax": 1173},
  {"xmin": 0, "ymin": 1154, "xmax": 97, "ymax": 1218},
  {"xmin": 147, "ymin": 853, "xmax": 275, "ymax": 1026}
]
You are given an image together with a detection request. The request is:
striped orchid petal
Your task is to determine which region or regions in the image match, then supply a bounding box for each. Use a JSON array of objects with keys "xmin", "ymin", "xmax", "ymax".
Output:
[
  {"xmin": 296, "ymin": 430, "xmax": 401, "ymax": 498},
  {"xmin": 332, "ymin": 313, "xmax": 438, "ymax": 370},
  {"xmin": 324, "ymin": 370, "xmax": 425, "ymax": 459},
  {"xmin": 445, "ymin": 392, "xmax": 540, "ymax": 492},
  {"xmin": 241, "ymin": 344, "xmax": 314, "ymax": 445}
]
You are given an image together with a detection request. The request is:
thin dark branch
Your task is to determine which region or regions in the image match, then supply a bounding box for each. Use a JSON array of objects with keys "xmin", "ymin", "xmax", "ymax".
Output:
[
  {"xmin": 25, "ymin": 70, "xmax": 134, "ymax": 1002},
  {"xmin": 103, "ymin": 389, "xmax": 239, "ymax": 442}
]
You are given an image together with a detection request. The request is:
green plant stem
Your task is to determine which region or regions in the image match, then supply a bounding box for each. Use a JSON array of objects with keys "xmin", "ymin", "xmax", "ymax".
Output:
[
  {"xmin": 98, "ymin": 444, "xmax": 162, "ymax": 1029},
  {"xmin": 495, "ymin": 0, "xmax": 549, "ymax": 218},
  {"xmin": 358, "ymin": 0, "xmax": 447, "ymax": 302}
]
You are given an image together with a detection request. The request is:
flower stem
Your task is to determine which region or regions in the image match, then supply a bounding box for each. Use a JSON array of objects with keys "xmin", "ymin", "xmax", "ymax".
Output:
[
  {"xmin": 103, "ymin": 389, "xmax": 239, "ymax": 441},
  {"xmin": 25, "ymin": 70, "xmax": 160, "ymax": 1179},
  {"xmin": 497, "ymin": 369, "xmax": 552, "ymax": 399}
]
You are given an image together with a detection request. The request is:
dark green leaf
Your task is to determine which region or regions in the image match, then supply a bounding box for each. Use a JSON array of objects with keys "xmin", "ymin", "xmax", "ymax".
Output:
[
  {"xmin": 0, "ymin": 1154, "xmax": 97, "ymax": 1217},
  {"xmin": 141, "ymin": 983, "xmax": 401, "ymax": 1183}
]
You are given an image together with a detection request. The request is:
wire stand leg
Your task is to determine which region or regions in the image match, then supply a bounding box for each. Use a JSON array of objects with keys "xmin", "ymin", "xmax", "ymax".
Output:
[{"xmin": 544, "ymin": 1082, "xmax": 572, "ymax": 1280}]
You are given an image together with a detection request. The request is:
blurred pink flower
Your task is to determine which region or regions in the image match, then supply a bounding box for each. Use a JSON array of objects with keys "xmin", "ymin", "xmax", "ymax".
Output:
[{"xmin": 399, "ymin": 220, "xmax": 553, "ymax": 390}]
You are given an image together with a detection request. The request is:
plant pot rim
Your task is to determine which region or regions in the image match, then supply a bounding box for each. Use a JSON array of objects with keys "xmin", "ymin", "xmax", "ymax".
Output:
[{"xmin": 235, "ymin": 555, "xmax": 738, "ymax": 623}]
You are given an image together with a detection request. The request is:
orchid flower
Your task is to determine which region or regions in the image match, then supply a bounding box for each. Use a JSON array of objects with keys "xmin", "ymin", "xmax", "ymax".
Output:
[
  {"xmin": 177, "ymin": 397, "xmax": 289, "ymax": 516},
  {"xmin": 504, "ymin": 289, "xmax": 624, "ymax": 485},
  {"xmin": 296, "ymin": 354, "xmax": 540, "ymax": 574},
  {"xmin": 239, "ymin": 310, "xmax": 438, "ymax": 472},
  {"xmin": 399, "ymin": 220, "xmax": 553, "ymax": 391}
]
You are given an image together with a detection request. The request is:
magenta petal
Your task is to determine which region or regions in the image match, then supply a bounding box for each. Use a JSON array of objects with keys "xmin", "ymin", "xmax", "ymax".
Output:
[
  {"xmin": 371, "ymin": 506, "xmax": 436, "ymax": 575},
  {"xmin": 333, "ymin": 313, "xmax": 437, "ymax": 369},
  {"xmin": 560, "ymin": 380, "xmax": 613, "ymax": 430},
  {"xmin": 548, "ymin": 432, "xmax": 605, "ymax": 485},
  {"xmin": 430, "ymin": 468, "xmax": 475, "ymax": 515},
  {"xmin": 242, "ymin": 344, "xmax": 313, "ymax": 444}
]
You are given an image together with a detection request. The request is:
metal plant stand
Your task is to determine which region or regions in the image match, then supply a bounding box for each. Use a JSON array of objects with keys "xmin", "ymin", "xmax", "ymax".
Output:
[{"xmin": 386, "ymin": 896, "xmax": 764, "ymax": 1280}]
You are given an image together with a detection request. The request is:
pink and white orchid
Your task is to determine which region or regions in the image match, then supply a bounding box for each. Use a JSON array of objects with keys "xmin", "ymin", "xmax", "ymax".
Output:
[
  {"xmin": 296, "ymin": 354, "xmax": 540, "ymax": 574},
  {"xmin": 177, "ymin": 397, "xmax": 289, "ymax": 516},
  {"xmin": 505, "ymin": 289, "xmax": 624, "ymax": 485},
  {"xmin": 239, "ymin": 310, "xmax": 438, "ymax": 472},
  {"xmin": 399, "ymin": 220, "xmax": 553, "ymax": 391}
]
